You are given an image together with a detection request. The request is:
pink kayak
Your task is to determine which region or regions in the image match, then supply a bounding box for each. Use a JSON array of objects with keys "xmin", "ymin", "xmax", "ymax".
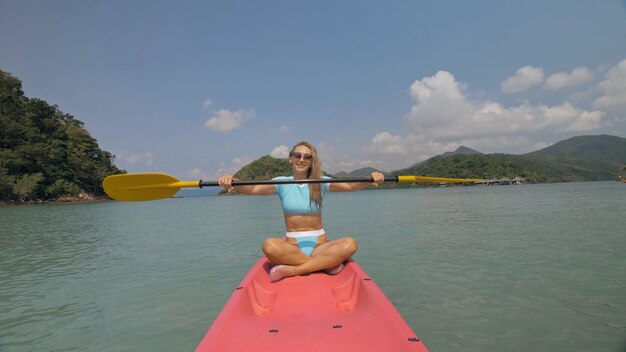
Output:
[{"xmin": 195, "ymin": 258, "xmax": 429, "ymax": 352}]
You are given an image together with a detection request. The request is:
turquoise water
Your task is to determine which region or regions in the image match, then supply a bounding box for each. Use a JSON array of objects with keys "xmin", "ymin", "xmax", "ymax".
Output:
[{"xmin": 1, "ymin": 182, "xmax": 625, "ymax": 351}]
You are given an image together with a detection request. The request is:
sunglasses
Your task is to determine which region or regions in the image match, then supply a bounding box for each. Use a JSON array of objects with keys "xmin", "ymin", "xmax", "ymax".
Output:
[{"xmin": 290, "ymin": 152, "xmax": 313, "ymax": 161}]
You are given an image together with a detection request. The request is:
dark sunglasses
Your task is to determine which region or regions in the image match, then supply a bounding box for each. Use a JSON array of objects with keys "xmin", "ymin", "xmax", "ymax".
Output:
[{"xmin": 290, "ymin": 152, "xmax": 313, "ymax": 160}]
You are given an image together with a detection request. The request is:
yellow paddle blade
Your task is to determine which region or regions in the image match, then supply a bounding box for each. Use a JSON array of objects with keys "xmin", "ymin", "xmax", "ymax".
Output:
[
  {"xmin": 103, "ymin": 173, "xmax": 199, "ymax": 201},
  {"xmin": 398, "ymin": 176, "xmax": 482, "ymax": 183}
]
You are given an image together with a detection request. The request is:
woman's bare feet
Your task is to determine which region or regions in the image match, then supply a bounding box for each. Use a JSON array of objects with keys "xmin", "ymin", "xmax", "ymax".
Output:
[
  {"xmin": 323, "ymin": 263, "xmax": 345, "ymax": 275},
  {"xmin": 269, "ymin": 265, "xmax": 297, "ymax": 282}
]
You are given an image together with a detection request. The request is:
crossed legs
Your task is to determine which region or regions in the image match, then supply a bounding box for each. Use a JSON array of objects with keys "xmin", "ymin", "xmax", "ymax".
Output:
[{"xmin": 262, "ymin": 236, "xmax": 357, "ymax": 281}]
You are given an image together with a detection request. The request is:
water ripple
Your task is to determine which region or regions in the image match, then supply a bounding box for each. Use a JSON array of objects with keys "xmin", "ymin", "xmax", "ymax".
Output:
[{"xmin": 1, "ymin": 182, "xmax": 625, "ymax": 352}]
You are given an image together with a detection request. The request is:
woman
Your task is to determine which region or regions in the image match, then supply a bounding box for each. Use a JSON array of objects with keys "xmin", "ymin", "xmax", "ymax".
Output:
[{"xmin": 219, "ymin": 141, "xmax": 385, "ymax": 282}]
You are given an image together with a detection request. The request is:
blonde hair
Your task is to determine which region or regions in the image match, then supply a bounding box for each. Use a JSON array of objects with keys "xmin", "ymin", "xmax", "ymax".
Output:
[{"xmin": 290, "ymin": 141, "xmax": 323, "ymax": 209}]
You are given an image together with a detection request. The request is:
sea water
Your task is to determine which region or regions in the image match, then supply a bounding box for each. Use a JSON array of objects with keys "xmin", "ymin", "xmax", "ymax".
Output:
[{"xmin": 1, "ymin": 181, "xmax": 625, "ymax": 351}]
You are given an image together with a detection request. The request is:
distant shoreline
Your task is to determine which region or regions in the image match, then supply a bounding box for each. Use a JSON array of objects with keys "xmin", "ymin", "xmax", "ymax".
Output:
[
  {"xmin": 4, "ymin": 179, "xmax": 621, "ymax": 205},
  {"xmin": 0, "ymin": 195, "xmax": 111, "ymax": 206}
]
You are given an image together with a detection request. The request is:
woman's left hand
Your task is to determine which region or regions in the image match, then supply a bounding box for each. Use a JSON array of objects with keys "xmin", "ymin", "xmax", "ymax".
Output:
[{"xmin": 371, "ymin": 172, "xmax": 385, "ymax": 186}]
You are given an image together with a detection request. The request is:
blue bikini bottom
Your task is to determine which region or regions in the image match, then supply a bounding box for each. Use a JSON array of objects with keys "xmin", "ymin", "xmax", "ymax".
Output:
[{"xmin": 285, "ymin": 229, "xmax": 325, "ymax": 256}]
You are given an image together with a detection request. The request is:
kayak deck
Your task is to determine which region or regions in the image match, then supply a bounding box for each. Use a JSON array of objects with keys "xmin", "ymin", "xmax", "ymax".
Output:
[{"xmin": 196, "ymin": 258, "xmax": 429, "ymax": 352}]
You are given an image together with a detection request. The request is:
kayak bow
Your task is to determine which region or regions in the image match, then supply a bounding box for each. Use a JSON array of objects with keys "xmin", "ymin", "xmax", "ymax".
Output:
[{"xmin": 195, "ymin": 258, "xmax": 429, "ymax": 352}]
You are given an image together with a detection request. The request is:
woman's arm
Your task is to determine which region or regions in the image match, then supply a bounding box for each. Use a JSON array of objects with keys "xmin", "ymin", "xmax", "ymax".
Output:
[
  {"xmin": 328, "ymin": 172, "xmax": 385, "ymax": 192},
  {"xmin": 218, "ymin": 175, "xmax": 275, "ymax": 195}
]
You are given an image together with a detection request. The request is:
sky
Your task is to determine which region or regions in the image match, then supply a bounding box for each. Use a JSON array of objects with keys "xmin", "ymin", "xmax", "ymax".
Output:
[{"xmin": 1, "ymin": 0, "xmax": 626, "ymax": 180}]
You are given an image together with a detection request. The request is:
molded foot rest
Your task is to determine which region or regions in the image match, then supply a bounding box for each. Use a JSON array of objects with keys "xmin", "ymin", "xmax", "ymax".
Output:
[
  {"xmin": 331, "ymin": 272, "xmax": 361, "ymax": 312},
  {"xmin": 247, "ymin": 279, "xmax": 277, "ymax": 317}
]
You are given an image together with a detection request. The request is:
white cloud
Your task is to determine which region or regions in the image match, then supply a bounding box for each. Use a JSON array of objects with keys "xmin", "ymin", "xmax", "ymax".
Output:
[
  {"xmin": 369, "ymin": 132, "xmax": 407, "ymax": 155},
  {"xmin": 566, "ymin": 110, "xmax": 606, "ymax": 132},
  {"xmin": 593, "ymin": 59, "xmax": 626, "ymax": 112},
  {"xmin": 501, "ymin": 66, "xmax": 544, "ymax": 93},
  {"xmin": 187, "ymin": 167, "xmax": 232, "ymax": 181},
  {"xmin": 545, "ymin": 67, "xmax": 594, "ymax": 90},
  {"xmin": 366, "ymin": 70, "xmax": 607, "ymax": 170},
  {"xmin": 187, "ymin": 155, "xmax": 253, "ymax": 181},
  {"xmin": 117, "ymin": 151, "xmax": 155, "ymax": 165},
  {"xmin": 202, "ymin": 98, "xmax": 213, "ymax": 110},
  {"xmin": 187, "ymin": 168, "xmax": 214, "ymax": 180},
  {"xmin": 279, "ymin": 125, "xmax": 289, "ymax": 134},
  {"xmin": 408, "ymin": 71, "xmax": 474, "ymax": 129},
  {"xmin": 270, "ymin": 145, "xmax": 290, "ymax": 158},
  {"xmin": 314, "ymin": 142, "xmax": 387, "ymax": 173},
  {"xmin": 232, "ymin": 156, "xmax": 253, "ymax": 168},
  {"xmin": 529, "ymin": 102, "xmax": 605, "ymax": 132},
  {"xmin": 204, "ymin": 109, "xmax": 256, "ymax": 133}
]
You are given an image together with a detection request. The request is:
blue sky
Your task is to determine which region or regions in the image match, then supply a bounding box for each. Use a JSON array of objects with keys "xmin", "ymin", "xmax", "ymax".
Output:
[{"xmin": 2, "ymin": 1, "xmax": 626, "ymax": 180}]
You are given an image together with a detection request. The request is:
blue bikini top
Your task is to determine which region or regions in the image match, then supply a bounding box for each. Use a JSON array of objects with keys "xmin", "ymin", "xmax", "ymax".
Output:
[{"xmin": 273, "ymin": 176, "xmax": 330, "ymax": 215}]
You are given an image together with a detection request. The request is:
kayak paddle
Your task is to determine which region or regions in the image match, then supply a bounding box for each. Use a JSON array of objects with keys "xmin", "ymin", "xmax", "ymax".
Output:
[{"xmin": 103, "ymin": 173, "xmax": 483, "ymax": 201}]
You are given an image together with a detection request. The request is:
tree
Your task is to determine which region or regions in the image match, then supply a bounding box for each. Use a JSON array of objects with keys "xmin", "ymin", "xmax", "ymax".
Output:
[
  {"xmin": 0, "ymin": 70, "xmax": 123, "ymax": 202},
  {"xmin": 0, "ymin": 166, "xmax": 14, "ymax": 200},
  {"xmin": 46, "ymin": 179, "xmax": 81, "ymax": 198},
  {"xmin": 13, "ymin": 173, "xmax": 44, "ymax": 202}
]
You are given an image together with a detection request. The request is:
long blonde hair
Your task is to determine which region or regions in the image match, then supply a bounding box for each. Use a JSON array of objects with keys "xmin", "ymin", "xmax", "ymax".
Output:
[{"xmin": 290, "ymin": 141, "xmax": 323, "ymax": 209}]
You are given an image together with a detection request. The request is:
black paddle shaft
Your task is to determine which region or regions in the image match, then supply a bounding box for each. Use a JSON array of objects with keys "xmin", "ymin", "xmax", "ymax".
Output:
[{"xmin": 199, "ymin": 177, "xmax": 399, "ymax": 188}]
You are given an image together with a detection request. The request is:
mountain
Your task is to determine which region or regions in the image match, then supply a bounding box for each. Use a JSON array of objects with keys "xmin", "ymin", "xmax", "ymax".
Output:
[
  {"xmin": 0, "ymin": 70, "xmax": 123, "ymax": 203},
  {"xmin": 515, "ymin": 135, "xmax": 626, "ymax": 182},
  {"xmin": 334, "ymin": 167, "xmax": 386, "ymax": 178},
  {"xmin": 404, "ymin": 145, "xmax": 483, "ymax": 170},
  {"xmin": 229, "ymin": 135, "xmax": 625, "ymax": 187},
  {"xmin": 525, "ymin": 134, "xmax": 626, "ymax": 163},
  {"xmin": 337, "ymin": 146, "xmax": 482, "ymax": 177},
  {"xmin": 234, "ymin": 155, "xmax": 292, "ymax": 180},
  {"xmin": 336, "ymin": 135, "xmax": 625, "ymax": 185},
  {"xmin": 390, "ymin": 153, "xmax": 545, "ymax": 184},
  {"xmin": 389, "ymin": 135, "xmax": 625, "ymax": 184},
  {"xmin": 441, "ymin": 145, "xmax": 483, "ymax": 157}
]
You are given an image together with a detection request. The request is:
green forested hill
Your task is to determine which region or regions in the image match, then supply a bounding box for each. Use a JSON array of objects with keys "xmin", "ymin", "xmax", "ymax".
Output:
[
  {"xmin": 517, "ymin": 134, "xmax": 625, "ymax": 181},
  {"xmin": 0, "ymin": 70, "xmax": 123, "ymax": 203},
  {"xmin": 390, "ymin": 135, "xmax": 626, "ymax": 184},
  {"xmin": 334, "ymin": 167, "xmax": 383, "ymax": 178},
  {"xmin": 394, "ymin": 154, "xmax": 545, "ymax": 181},
  {"xmin": 216, "ymin": 155, "xmax": 291, "ymax": 194},
  {"xmin": 525, "ymin": 134, "xmax": 626, "ymax": 163},
  {"xmin": 233, "ymin": 155, "xmax": 292, "ymax": 180},
  {"xmin": 230, "ymin": 135, "xmax": 625, "ymax": 188}
]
